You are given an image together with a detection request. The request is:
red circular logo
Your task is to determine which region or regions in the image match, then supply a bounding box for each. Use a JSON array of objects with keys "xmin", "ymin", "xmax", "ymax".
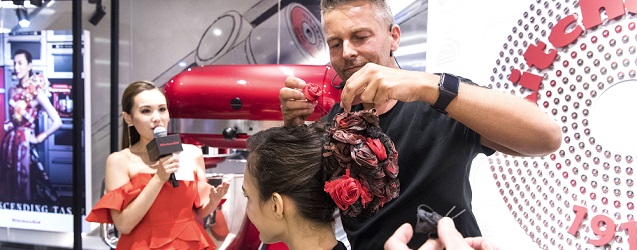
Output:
[{"xmin": 487, "ymin": 1, "xmax": 636, "ymax": 249}]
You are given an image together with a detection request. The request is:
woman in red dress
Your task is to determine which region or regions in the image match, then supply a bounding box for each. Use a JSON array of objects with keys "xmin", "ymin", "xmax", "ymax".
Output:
[
  {"xmin": 1, "ymin": 49, "xmax": 62, "ymax": 202},
  {"xmin": 86, "ymin": 80, "xmax": 229, "ymax": 249}
]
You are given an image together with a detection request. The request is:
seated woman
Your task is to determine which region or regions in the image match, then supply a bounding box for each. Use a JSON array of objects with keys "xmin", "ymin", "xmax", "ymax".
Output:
[
  {"xmin": 86, "ymin": 80, "xmax": 230, "ymax": 249},
  {"xmin": 242, "ymin": 109, "xmax": 399, "ymax": 250}
]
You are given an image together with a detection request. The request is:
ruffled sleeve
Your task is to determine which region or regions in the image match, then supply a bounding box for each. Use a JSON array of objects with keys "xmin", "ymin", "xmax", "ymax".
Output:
[{"xmin": 85, "ymin": 175, "xmax": 148, "ymax": 223}]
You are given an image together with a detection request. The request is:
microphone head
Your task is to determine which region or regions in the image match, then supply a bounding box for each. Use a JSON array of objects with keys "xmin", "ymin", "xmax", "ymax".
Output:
[
  {"xmin": 336, "ymin": 81, "xmax": 345, "ymax": 90},
  {"xmin": 153, "ymin": 126, "xmax": 168, "ymax": 138}
]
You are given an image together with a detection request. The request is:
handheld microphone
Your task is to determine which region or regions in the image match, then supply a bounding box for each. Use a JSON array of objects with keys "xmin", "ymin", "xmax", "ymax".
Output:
[{"xmin": 146, "ymin": 126, "xmax": 183, "ymax": 187}]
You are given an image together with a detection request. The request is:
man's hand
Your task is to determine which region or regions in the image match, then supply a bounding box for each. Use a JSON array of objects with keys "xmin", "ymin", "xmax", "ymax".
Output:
[
  {"xmin": 279, "ymin": 76, "xmax": 316, "ymax": 127},
  {"xmin": 385, "ymin": 217, "xmax": 498, "ymax": 250},
  {"xmin": 340, "ymin": 63, "xmax": 438, "ymax": 112},
  {"xmin": 384, "ymin": 223, "xmax": 414, "ymax": 250}
]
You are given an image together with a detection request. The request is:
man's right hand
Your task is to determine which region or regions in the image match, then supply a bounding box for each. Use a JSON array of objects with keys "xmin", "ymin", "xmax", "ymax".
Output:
[
  {"xmin": 385, "ymin": 218, "xmax": 498, "ymax": 250},
  {"xmin": 279, "ymin": 76, "xmax": 316, "ymax": 127}
]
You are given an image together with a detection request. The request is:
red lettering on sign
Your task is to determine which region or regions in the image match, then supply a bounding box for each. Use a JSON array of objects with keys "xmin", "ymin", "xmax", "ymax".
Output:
[
  {"xmin": 549, "ymin": 14, "xmax": 583, "ymax": 48},
  {"xmin": 568, "ymin": 205, "xmax": 588, "ymax": 235},
  {"xmin": 588, "ymin": 214, "xmax": 616, "ymax": 246},
  {"xmin": 510, "ymin": 0, "xmax": 634, "ymax": 105},
  {"xmin": 620, "ymin": 221, "xmax": 637, "ymax": 249},
  {"xmin": 159, "ymin": 141, "xmax": 179, "ymax": 147},
  {"xmin": 510, "ymin": 69, "xmax": 543, "ymax": 103},
  {"xmin": 569, "ymin": 205, "xmax": 637, "ymax": 248},
  {"xmin": 579, "ymin": 0, "xmax": 625, "ymax": 29},
  {"xmin": 523, "ymin": 41, "xmax": 557, "ymax": 70},
  {"xmin": 627, "ymin": 0, "xmax": 637, "ymax": 13}
]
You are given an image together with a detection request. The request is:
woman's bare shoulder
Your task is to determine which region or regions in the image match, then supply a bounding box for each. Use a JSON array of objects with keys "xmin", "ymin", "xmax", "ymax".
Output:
[
  {"xmin": 107, "ymin": 149, "xmax": 130, "ymax": 162},
  {"xmin": 105, "ymin": 150, "xmax": 134, "ymax": 172},
  {"xmin": 104, "ymin": 150, "xmax": 136, "ymax": 191}
]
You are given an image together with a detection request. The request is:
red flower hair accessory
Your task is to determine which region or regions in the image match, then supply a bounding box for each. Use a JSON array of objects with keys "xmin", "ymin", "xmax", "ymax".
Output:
[
  {"xmin": 302, "ymin": 82, "xmax": 323, "ymax": 104},
  {"xmin": 324, "ymin": 169, "xmax": 361, "ymax": 211},
  {"xmin": 323, "ymin": 109, "xmax": 400, "ymax": 217},
  {"xmin": 365, "ymin": 138, "xmax": 387, "ymax": 161}
]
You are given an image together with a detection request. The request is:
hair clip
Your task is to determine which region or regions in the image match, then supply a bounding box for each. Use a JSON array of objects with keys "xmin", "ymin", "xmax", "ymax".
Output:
[{"xmin": 414, "ymin": 204, "xmax": 466, "ymax": 239}]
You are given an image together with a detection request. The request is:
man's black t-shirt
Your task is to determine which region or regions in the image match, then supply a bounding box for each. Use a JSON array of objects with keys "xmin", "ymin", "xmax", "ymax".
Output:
[{"xmin": 323, "ymin": 101, "xmax": 495, "ymax": 249}]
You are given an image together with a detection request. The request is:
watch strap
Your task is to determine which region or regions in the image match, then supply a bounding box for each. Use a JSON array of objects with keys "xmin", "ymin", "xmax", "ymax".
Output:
[{"xmin": 432, "ymin": 73, "xmax": 460, "ymax": 114}]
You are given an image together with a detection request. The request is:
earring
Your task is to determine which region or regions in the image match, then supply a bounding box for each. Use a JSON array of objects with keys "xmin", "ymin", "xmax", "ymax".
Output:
[{"xmin": 127, "ymin": 125, "xmax": 133, "ymax": 149}]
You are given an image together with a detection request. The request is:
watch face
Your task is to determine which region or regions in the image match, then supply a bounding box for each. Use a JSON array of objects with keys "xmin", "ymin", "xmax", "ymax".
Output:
[
  {"xmin": 433, "ymin": 73, "xmax": 460, "ymax": 114},
  {"xmin": 441, "ymin": 73, "xmax": 460, "ymax": 93}
]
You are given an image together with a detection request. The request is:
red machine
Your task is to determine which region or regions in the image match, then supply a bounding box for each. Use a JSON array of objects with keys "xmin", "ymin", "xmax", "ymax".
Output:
[
  {"xmin": 162, "ymin": 64, "xmax": 342, "ymax": 250},
  {"xmin": 162, "ymin": 64, "xmax": 341, "ymax": 150}
]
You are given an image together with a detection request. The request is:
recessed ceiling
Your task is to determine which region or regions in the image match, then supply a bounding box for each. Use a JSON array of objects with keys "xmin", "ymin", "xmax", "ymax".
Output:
[{"xmin": 0, "ymin": 0, "xmax": 57, "ymax": 33}]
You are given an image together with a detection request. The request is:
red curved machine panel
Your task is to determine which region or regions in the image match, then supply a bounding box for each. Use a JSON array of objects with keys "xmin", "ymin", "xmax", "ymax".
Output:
[
  {"xmin": 163, "ymin": 64, "xmax": 340, "ymax": 121},
  {"xmin": 162, "ymin": 64, "xmax": 342, "ymax": 149}
]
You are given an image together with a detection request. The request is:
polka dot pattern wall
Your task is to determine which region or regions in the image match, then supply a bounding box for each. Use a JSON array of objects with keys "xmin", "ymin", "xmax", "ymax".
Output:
[{"xmin": 486, "ymin": 1, "xmax": 636, "ymax": 249}]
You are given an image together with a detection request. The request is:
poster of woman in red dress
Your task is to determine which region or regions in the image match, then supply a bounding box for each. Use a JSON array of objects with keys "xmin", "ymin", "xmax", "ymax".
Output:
[{"xmin": 1, "ymin": 49, "xmax": 61, "ymax": 203}]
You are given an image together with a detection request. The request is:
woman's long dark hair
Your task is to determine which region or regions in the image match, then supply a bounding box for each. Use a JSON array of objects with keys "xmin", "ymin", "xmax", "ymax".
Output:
[
  {"xmin": 247, "ymin": 123, "xmax": 338, "ymax": 224},
  {"xmin": 247, "ymin": 109, "xmax": 400, "ymax": 221},
  {"xmin": 120, "ymin": 80, "xmax": 159, "ymax": 149}
]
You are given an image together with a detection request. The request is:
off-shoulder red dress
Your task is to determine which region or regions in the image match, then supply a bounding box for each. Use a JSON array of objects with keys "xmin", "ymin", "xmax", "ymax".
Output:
[{"xmin": 86, "ymin": 173, "xmax": 216, "ymax": 249}]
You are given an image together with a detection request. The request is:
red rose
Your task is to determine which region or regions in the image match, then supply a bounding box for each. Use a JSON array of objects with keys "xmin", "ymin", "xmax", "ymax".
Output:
[
  {"xmin": 368, "ymin": 178, "xmax": 387, "ymax": 197},
  {"xmin": 302, "ymin": 82, "xmax": 322, "ymax": 104},
  {"xmin": 387, "ymin": 178, "xmax": 400, "ymax": 199},
  {"xmin": 331, "ymin": 142, "xmax": 352, "ymax": 167},
  {"xmin": 324, "ymin": 109, "xmax": 401, "ymax": 217},
  {"xmin": 335, "ymin": 113, "xmax": 366, "ymax": 131},
  {"xmin": 365, "ymin": 138, "xmax": 387, "ymax": 161},
  {"xmin": 351, "ymin": 143, "xmax": 379, "ymax": 168},
  {"xmin": 360, "ymin": 182, "xmax": 373, "ymax": 207},
  {"xmin": 367, "ymin": 198, "xmax": 383, "ymax": 214},
  {"xmin": 383, "ymin": 158, "xmax": 399, "ymax": 178},
  {"xmin": 343, "ymin": 201, "xmax": 363, "ymax": 217},
  {"xmin": 324, "ymin": 169, "xmax": 361, "ymax": 210},
  {"xmin": 332, "ymin": 130, "xmax": 363, "ymax": 144},
  {"xmin": 380, "ymin": 178, "xmax": 400, "ymax": 205},
  {"xmin": 359, "ymin": 109, "xmax": 380, "ymax": 127}
]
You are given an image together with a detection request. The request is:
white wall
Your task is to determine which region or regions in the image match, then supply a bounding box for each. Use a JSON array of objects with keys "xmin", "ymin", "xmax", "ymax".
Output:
[{"xmin": 428, "ymin": 0, "xmax": 637, "ymax": 249}]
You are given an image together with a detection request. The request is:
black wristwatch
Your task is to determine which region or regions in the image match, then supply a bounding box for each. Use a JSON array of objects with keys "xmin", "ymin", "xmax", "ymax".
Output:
[{"xmin": 432, "ymin": 73, "xmax": 460, "ymax": 114}]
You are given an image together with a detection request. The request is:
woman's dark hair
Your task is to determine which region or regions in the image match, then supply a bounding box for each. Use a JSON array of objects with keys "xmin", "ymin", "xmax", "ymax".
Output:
[
  {"xmin": 121, "ymin": 80, "xmax": 160, "ymax": 149},
  {"xmin": 13, "ymin": 49, "xmax": 34, "ymax": 80},
  {"xmin": 247, "ymin": 123, "xmax": 338, "ymax": 224},
  {"xmin": 247, "ymin": 109, "xmax": 400, "ymax": 220}
]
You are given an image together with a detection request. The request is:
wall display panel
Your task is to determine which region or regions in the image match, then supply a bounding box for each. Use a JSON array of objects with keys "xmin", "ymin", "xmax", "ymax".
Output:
[
  {"xmin": 428, "ymin": 0, "xmax": 636, "ymax": 249},
  {"xmin": 0, "ymin": 30, "xmax": 92, "ymax": 233},
  {"xmin": 153, "ymin": 0, "xmax": 330, "ymax": 86}
]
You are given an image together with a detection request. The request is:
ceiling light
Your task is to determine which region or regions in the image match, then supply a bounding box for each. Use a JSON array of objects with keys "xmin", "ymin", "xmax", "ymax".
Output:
[
  {"xmin": 0, "ymin": 1, "xmax": 38, "ymax": 8},
  {"xmin": 89, "ymin": 0, "xmax": 106, "ymax": 26},
  {"xmin": 30, "ymin": 0, "xmax": 43, "ymax": 7},
  {"xmin": 16, "ymin": 6, "xmax": 30, "ymax": 28}
]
